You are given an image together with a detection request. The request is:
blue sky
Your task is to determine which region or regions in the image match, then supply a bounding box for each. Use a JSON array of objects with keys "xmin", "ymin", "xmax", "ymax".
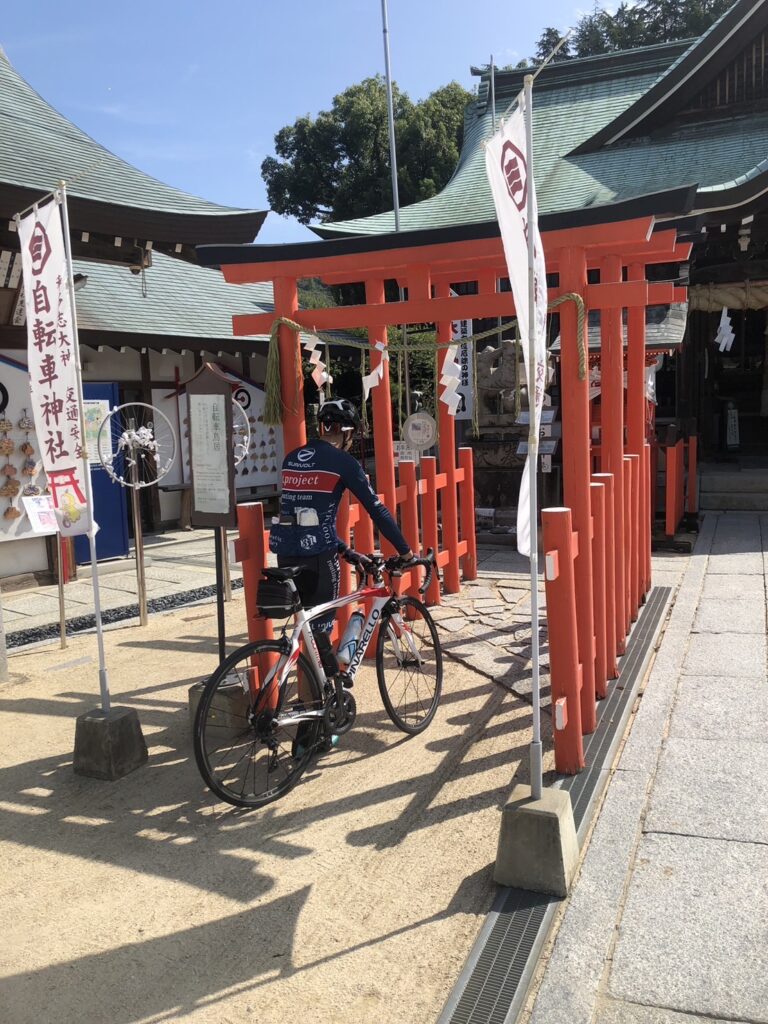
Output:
[{"xmin": 2, "ymin": 1, "xmax": 583, "ymax": 244}]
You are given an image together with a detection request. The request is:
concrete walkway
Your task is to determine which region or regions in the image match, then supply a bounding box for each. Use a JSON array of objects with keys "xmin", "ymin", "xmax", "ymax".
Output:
[{"xmin": 526, "ymin": 511, "xmax": 768, "ymax": 1024}]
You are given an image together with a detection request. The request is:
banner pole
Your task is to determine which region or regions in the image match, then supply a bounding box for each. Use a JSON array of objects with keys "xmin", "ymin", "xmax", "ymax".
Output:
[
  {"xmin": 57, "ymin": 537, "xmax": 67, "ymax": 649},
  {"xmin": 524, "ymin": 76, "xmax": 543, "ymax": 801},
  {"xmin": 59, "ymin": 182, "xmax": 111, "ymax": 713}
]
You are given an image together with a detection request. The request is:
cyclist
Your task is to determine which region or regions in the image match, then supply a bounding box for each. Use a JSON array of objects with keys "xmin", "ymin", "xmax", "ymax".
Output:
[{"xmin": 269, "ymin": 397, "xmax": 414, "ymax": 683}]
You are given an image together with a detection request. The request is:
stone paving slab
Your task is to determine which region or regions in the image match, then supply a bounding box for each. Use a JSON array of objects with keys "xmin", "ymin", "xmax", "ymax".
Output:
[
  {"xmin": 2, "ymin": 593, "xmax": 65, "ymax": 619},
  {"xmin": 682, "ymin": 632, "xmax": 766, "ymax": 678},
  {"xmin": 594, "ymin": 998, "xmax": 751, "ymax": 1024},
  {"xmin": 609, "ymin": 833, "xmax": 768, "ymax": 1023},
  {"xmin": 706, "ymin": 552, "xmax": 764, "ymax": 574},
  {"xmin": 693, "ymin": 597, "xmax": 766, "ymax": 634},
  {"xmin": 669, "ymin": 675, "xmax": 768, "ymax": 741},
  {"xmin": 700, "ymin": 573, "xmax": 764, "ymax": 600},
  {"xmin": 645, "ymin": 736, "xmax": 768, "ymax": 844}
]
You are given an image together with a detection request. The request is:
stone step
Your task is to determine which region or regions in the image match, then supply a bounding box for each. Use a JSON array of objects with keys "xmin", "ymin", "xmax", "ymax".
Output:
[
  {"xmin": 700, "ymin": 491, "xmax": 768, "ymax": 511},
  {"xmin": 700, "ymin": 470, "xmax": 768, "ymax": 493}
]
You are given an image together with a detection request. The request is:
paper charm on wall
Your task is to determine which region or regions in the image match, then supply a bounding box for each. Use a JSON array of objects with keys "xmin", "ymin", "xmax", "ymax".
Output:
[
  {"xmin": 302, "ymin": 334, "xmax": 333, "ymax": 392},
  {"xmin": 362, "ymin": 341, "xmax": 389, "ymax": 400},
  {"xmin": 439, "ymin": 343, "xmax": 462, "ymax": 415},
  {"xmin": 714, "ymin": 307, "xmax": 735, "ymax": 353}
]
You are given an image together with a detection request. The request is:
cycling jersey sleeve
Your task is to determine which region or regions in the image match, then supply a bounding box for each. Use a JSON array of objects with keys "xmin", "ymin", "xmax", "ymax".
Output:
[{"xmin": 342, "ymin": 452, "xmax": 411, "ymax": 555}]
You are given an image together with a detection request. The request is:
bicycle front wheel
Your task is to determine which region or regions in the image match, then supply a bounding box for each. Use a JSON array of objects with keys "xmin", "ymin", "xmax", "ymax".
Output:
[
  {"xmin": 376, "ymin": 596, "xmax": 443, "ymax": 734},
  {"xmin": 193, "ymin": 640, "xmax": 324, "ymax": 809}
]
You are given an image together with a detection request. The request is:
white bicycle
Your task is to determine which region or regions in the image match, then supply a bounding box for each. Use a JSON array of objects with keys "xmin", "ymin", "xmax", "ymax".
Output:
[{"xmin": 193, "ymin": 549, "xmax": 442, "ymax": 808}]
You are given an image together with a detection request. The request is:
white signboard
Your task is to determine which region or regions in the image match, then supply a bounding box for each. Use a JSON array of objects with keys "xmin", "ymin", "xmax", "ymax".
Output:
[
  {"xmin": 83, "ymin": 399, "xmax": 110, "ymax": 465},
  {"xmin": 403, "ymin": 412, "xmax": 437, "ymax": 451},
  {"xmin": 189, "ymin": 393, "xmax": 230, "ymax": 515},
  {"xmin": 22, "ymin": 494, "xmax": 58, "ymax": 535},
  {"xmin": 517, "ymin": 439, "xmax": 559, "ymax": 456},
  {"xmin": 450, "ymin": 298, "xmax": 474, "ymax": 421},
  {"xmin": 18, "ymin": 197, "xmax": 91, "ymax": 537},
  {"xmin": 393, "ymin": 441, "xmax": 420, "ymax": 466}
]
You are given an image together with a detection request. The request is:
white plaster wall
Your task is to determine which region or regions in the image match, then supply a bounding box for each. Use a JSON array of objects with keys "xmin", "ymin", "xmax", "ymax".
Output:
[{"xmin": 0, "ymin": 536, "xmax": 48, "ymax": 577}]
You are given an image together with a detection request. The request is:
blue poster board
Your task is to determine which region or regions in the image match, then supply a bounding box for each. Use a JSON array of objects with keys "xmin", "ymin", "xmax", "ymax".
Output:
[{"xmin": 74, "ymin": 383, "xmax": 129, "ymax": 564}]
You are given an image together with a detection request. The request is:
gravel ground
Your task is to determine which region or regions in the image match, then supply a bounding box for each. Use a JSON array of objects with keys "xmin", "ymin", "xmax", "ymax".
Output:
[{"xmin": 0, "ymin": 590, "xmax": 550, "ymax": 1024}]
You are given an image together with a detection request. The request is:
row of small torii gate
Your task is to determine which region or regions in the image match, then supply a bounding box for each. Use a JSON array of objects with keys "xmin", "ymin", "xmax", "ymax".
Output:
[{"xmin": 202, "ymin": 215, "xmax": 691, "ymax": 776}]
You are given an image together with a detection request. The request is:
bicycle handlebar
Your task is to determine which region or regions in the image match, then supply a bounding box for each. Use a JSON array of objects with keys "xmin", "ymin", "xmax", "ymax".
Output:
[{"xmin": 343, "ymin": 547, "xmax": 437, "ymax": 595}]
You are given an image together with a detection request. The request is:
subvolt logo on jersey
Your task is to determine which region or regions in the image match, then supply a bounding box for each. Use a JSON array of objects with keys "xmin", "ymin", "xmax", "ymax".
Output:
[{"xmin": 297, "ymin": 449, "xmax": 314, "ymax": 462}]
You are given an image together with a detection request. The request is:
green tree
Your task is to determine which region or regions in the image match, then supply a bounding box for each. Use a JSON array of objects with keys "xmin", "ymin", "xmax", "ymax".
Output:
[
  {"xmin": 261, "ymin": 76, "xmax": 472, "ymax": 225},
  {"xmin": 533, "ymin": 0, "xmax": 732, "ymax": 62}
]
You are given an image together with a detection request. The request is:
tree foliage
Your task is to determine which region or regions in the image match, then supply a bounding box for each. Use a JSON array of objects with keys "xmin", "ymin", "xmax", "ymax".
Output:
[
  {"xmin": 531, "ymin": 0, "xmax": 733, "ymax": 64},
  {"xmin": 261, "ymin": 76, "xmax": 472, "ymax": 225}
]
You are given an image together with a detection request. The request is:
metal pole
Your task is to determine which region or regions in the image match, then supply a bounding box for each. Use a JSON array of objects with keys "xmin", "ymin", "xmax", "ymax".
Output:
[
  {"xmin": 219, "ymin": 526, "xmax": 232, "ymax": 603},
  {"xmin": 524, "ymin": 76, "xmax": 543, "ymax": 801},
  {"xmin": 214, "ymin": 529, "xmax": 226, "ymax": 662},
  {"xmin": 381, "ymin": 0, "xmax": 411, "ymax": 421},
  {"xmin": 57, "ymin": 537, "xmax": 67, "ymax": 649},
  {"xmin": 128, "ymin": 431, "xmax": 148, "ymax": 626},
  {"xmin": 59, "ymin": 183, "xmax": 111, "ymax": 713}
]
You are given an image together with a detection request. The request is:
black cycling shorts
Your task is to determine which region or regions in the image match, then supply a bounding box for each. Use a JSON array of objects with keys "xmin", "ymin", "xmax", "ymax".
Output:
[{"xmin": 277, "ymin": 551, "xmax": 340, "ymax": 634}]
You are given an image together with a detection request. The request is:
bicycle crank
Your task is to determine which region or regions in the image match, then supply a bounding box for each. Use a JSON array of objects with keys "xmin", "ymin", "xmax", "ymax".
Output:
[{"xmin": 323, "ymin": 688, "xmax": 357, "ymax": 735}]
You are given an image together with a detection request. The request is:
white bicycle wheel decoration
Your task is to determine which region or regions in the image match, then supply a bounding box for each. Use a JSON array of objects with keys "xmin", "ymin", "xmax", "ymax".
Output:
[
  {"xmin": 231, "ymin": 398, "xmax": 251, "ymax": 467},
  {"xmin": 97, "ymin": 402, "xmax": 177, "ymax": 488}
]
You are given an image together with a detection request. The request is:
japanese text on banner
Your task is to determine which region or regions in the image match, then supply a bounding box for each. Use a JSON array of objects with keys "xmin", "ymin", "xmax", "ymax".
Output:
[
  {"xmin": 18, "ymin": 198, "xmax": 91, "ymax": 537},
  {"xmin": 484, "ymin": 90, "xmax": 548, "ymax": 557}
]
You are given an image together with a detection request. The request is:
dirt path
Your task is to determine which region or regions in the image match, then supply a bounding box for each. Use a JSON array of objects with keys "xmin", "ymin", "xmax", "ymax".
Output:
[{"xmin": 0, "ymin": 592, "xmax": 549, "ymax": 1024}]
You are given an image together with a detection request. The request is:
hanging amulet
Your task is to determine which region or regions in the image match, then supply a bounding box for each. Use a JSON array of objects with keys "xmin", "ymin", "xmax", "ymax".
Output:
[
  {"xmin": 0, "ymin": 418, "xmax": 12, "ymax": 433},
  {"xmin": 18, "ymin": 414, "xmax": 34, "ymax": 431},
  {"xmin": 1, "ymin": 464, "xmax": 17, "ymax": 477},
  {"xmin": 0, "ymin": 439, "xmax": 14, "ymax": 456},
  {"xmin": 22, "ymin": 458, "xmax": 37, "ymax": 477},
  {"xmin": 20, "ymin": 441, "xmax": 35, "ymax": 456},
  {"xmin": 4, "ymin": 505, "xmax": 22, "ymax": 520}
]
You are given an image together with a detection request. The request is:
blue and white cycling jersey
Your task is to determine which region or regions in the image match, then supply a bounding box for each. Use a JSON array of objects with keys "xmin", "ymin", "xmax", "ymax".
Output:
[{"xmin": 269, "ymin": 439, "xmax": 410, "ymax": 558}]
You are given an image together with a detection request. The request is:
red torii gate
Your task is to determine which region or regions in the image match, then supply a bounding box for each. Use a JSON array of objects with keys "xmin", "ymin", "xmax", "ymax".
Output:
[{"xmin": 201, "ymin": 215, "xmax": 690, "ymax": 772}]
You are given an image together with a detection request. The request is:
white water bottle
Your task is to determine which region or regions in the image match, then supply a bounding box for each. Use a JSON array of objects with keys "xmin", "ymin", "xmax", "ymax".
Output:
[{"xmin": 337, "ymin": 610, "xmax": 365, "ymax": 668}]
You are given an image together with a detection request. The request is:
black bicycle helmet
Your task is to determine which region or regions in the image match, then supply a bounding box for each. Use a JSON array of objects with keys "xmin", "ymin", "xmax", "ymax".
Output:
[{"xmin": 317, "ymin": 398, "xmax": 360, "ymax": 432}]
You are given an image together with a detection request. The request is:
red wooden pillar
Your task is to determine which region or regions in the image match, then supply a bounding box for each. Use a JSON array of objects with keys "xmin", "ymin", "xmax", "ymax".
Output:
[
  {"xmin": 592, "ymin": 472, "xmax": 619, "ymax": 678},
  {"xmin": 336, "ymin": 492, "xmax": 352, "ymax": 641},
  {"xmin": 644, "ymin": 441, "xmax": 652, "ymax": 593},
  {"xmin": 399, "ymin": 460, "xmax": 421, "ymax": 597},
  {"xmin": 420, "ymin": 456, "xmax": 441, "ymax": 606},
  {"xmin": 590, "ymin": 481, "xmax": 607, "ymax": 698},
  {"xmin": 458, "ymin": 447, "xmax": 478, "ymax": 581},
  {"xmin": 234, "ymin": 502, "xmax": 276, "ymax": 698},
  {"xmin": 558, "ymin": 246, "xmax": 596, "ymax": 733},
  {"xmin": 364, "ymin": 278, "xmax": 397, "ymax": 552},
  {"xmin": 622, "ymin": 455, "xmax": 632, "ymax": 631},
  {"xmin": 687, "ymin": 435, "xmax": 698, "ymax": 515},
  {"xmin": 600, "ymin": 255, "xmax": 627, "ymax": 654},
  {"xmin": 627, "ymin": 262, "xmax": 647, "ymax": 604},
  {"xmin": 626, "ymin": 453, "xmax": 640, "ymax": 619},
  {"xmin": 273, "ymin": 276, "xmax": 306, "ymax": 453},
  {"xmin": 542, "ymin": 507, "xmax": 585, "ymax": 774},
  {"xmin": 435, "ymin": 282, "xmax": 461, "ymax": 594}
]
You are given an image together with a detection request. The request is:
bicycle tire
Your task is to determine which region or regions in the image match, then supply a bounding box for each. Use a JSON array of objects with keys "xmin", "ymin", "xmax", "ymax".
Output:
[
  {"xmin": 375, "ymin": 595, "xmax": 443, "ymax": 734},
  {"xmin": 193, "ymin": 640, "xmax": 324, "ymax": 809}
]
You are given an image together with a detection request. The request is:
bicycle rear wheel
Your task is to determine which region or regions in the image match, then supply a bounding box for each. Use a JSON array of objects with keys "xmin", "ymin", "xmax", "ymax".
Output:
[
  {"xmin": 193, "ymin": 640, "xmax": 324, "ymax": 808},
  {"xmin": 376, "ymin": 596, "xmax": 443, "ymax": 734}
]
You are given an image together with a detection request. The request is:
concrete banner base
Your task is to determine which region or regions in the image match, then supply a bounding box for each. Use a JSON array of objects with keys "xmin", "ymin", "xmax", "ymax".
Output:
[
  {"xmin": 494, "ymin": 784, "xmax": 579, "ymax": 897},
  {"xmin": 73, "ymin": 707, "xmax": 148, "ymax": 781}
]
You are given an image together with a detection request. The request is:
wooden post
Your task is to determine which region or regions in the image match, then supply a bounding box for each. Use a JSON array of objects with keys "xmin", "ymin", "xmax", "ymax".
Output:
[
  {"xmin": 365, "ymin": 278, "xmax": 398, "ymax": 551},
  {"xmin": 644, "ymin": 441, "xmax": 652, "ymax": 593},
  {"xmin": 600, "ymin": 255, "xmax": 627, "ymax": 655},
  {"xmin": 558, "ymin": 246, "xmax": 596, "ymax": 733},
  {"xmin": 542, "ymin": 507, "xmax": 585, "ymax": 775},
  {"xmin": 626, "ymin": 453, "xmax": 640, "ymax": 620},
  {"xmin": 622, "ymin": 455, "xmax": 632, "ymax": 632},
  {"xmin": 687, "ymin": 434, "xmax": 698, "ymax": 515},
  {"xmin": 627, "ymin": 262, "xmax": 647, "ymax": 604},
  {"xmin": 399, "ymin": 460, "xmax": 421, "ymax": 597},
  {"xmin": 592, "ymin": 472, "xmax": 619, "ymax": 678},
  {"xmin": 234, "ymin": 502, "xmax": 275, "ymax": 698},
  {"xmin": 336, "ymin": 492, "xmax": 352, "ymax": 641},
  {"xmin": 420, "ymin": 456, "xmax": 441, "ymax": 606},
  {"xmin": 435, "ymin": 283, "xmax": 460, "ymax": 594},
  {"xmin": 590, "ymin": 482, "xmax": 607, "ymax": 698},
  {"xmin": 458, "ymin": 447, "xmax": 477, "ymax": 581},
  {"xmin": 273, "ymin": 276, "xmax": 306, "ymax": 453}
]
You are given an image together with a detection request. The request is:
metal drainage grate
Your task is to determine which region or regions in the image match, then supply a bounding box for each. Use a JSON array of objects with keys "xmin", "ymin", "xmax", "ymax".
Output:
[{"xmin": 438, "ymin": 586, "xmax": 672, "ymax": 1024}]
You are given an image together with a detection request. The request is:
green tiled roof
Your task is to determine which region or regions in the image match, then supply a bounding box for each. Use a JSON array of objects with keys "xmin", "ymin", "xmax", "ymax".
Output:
[
  {"xmin": 73, "ymin": 250, "xmax": 274, "ymax": 340},
  {"xmin": 316, "ymin": 6, "xmax": 768, "ymax": 239},
  {"xmin": 315, "ymin": 44, "xmax": 687, "ymax": 237},
  {"xmin": 0, "ymin": 47, "xmax": 261, "ymax": 225}
]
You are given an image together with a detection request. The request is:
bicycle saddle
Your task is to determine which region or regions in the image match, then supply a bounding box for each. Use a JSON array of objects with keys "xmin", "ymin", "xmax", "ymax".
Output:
[{"xmin": 262, "ymin": 566, "xmax": 305, "ymax": 581}]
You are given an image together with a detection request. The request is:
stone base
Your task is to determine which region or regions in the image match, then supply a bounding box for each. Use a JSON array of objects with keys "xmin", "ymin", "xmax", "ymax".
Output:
[
  {"xmin": 188, "ymin": 679, "xmax": 249, "ymax": 736},
  {"xmin": 494, "ymin": 783, "xmax": 579, "ymax": 896},
  {"xmin": 73, "ymin": 707, "xmax": 148, "ymax": 781}
]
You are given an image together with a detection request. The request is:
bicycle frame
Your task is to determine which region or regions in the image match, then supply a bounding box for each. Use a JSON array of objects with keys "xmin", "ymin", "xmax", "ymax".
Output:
[{"xmin": 249, "ymin": 576, "xmax": 423, "ymax": 726}]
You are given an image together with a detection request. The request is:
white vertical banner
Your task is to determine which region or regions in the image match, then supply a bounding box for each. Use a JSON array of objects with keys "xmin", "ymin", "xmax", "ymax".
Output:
[
  {"xmin": 484, "ymin": 88, "xmax": 548, "ymax": 557},
  {"xmin": 18, "ymin": 198, "xmax": 91, "ymax": 537},
  {"xmin": 450, "ymin": 301, "xmax": 474, "ymax": 421}
]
